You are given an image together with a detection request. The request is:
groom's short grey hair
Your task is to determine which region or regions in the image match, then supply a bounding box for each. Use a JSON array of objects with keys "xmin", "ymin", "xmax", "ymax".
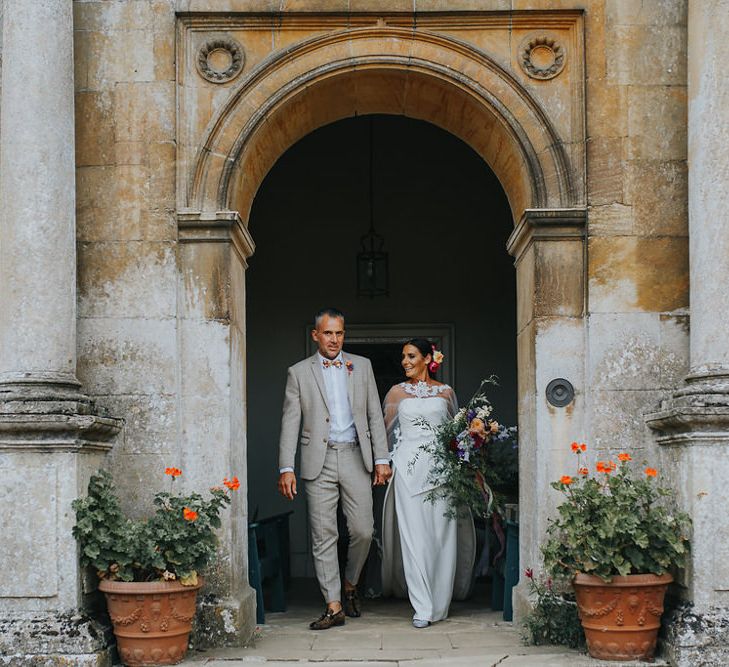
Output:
[{"xmin": 314, "ymin": 307, "xmax": 345, "ymax": 329}]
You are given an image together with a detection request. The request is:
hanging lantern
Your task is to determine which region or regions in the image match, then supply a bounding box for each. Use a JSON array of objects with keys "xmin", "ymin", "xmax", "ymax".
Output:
[
  {"xmin": 357, "ymin": 227, "xmax": 389, "ymax": 297},
  {"xmin": 356, "ymin": 117, "xmax": 389, "ymax": 298}
]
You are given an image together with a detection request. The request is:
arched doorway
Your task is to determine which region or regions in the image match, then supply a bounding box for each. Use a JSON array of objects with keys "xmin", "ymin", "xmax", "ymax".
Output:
[
  {"xmin": 178, "ymin": 24, "xmax": 586, "ymax": 634},
  {"xmin": 246, "ymin": 113, "xmax": 517, "ymax": 584}
]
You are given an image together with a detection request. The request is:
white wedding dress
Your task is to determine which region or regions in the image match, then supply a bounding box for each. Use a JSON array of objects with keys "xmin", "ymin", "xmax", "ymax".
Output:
[{"xmin": 381, "ymin": 381, "xmax": 475, "ymax": 623}]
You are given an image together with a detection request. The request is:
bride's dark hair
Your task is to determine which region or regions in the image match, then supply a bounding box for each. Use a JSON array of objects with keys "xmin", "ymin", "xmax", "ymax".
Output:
[{"xmin": 404, "ymin": 338, "xmax": 434, "ymax": 362}]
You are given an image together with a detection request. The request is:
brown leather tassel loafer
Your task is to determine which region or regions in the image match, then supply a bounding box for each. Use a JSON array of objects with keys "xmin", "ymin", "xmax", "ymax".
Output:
[
  {"xmin": 344, "ymin": 589, "xmax": 361, "ymax": 618},
  {"xmin": 309, "ymin": 608, "xmax": 346, "ymax": 630}
]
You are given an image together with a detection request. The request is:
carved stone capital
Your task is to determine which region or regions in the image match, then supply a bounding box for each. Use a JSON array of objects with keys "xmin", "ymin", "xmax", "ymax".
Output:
[
  {"xmin": 0, "ymin": 412, "xmax": 122, "ymax": 453},
  {"xmin": 645, "ymin": 373, "xmax": 729, "ymax": 446},
  {"xmin": 506, "ymin": 208, "xmax": 586, "ymax": 261},
  {"xmin": 177, "ymin": 210, "xmax": 256, "ymax": 266}
]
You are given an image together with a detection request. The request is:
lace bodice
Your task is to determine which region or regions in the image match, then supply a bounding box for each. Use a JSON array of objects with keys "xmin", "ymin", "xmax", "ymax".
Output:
[
  {"xmin": 399, "ymin": 381, "xmax": 453, "ymax": 399},
  {"xmin": 383, "ymin": 382, "xmax": 458, "ymax": 451},
  {"xmin": 382, "ymin": 381, "xmax": 459, "ymax": 495}
]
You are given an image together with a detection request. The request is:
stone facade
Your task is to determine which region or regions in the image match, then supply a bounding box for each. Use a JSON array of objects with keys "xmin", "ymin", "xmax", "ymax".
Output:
[{"xmin": 0, "ymin": 1, "xmax": 726, "ymax": 665}]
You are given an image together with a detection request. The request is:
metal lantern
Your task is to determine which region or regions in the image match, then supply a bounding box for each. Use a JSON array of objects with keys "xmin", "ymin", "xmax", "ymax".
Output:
[
  {"xmin": 356, "ymin": 117, "xmax": 389, "ymax": 298},
  {"xmin": 357, "ymin": 227, "xmax": 389, "ymax": 297}
]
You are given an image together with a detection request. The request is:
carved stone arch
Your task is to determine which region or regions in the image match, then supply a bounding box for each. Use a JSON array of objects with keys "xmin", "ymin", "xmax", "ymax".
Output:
[
  {"xmin": 187, "ymin": 26, "xmax": 579, "ymax": 224},
  {"xmin": 176, "ymin": 20, "xmax": 587, "ymax": 640}
]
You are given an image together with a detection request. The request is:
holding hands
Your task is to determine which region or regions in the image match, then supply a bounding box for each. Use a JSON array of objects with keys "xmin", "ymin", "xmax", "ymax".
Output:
[{"xmin": 373, "ymin": 463, "xmax": 392, "ymax": 486}]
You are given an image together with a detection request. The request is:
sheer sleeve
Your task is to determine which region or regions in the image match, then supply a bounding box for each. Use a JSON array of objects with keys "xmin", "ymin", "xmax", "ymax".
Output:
[
  {"xmin": 442, "ymin": 386, "xmax": 459, "ymax": 419},
  {"xmin": 382, "ymin": 384, "xmax": 407, "ymax": 455}
]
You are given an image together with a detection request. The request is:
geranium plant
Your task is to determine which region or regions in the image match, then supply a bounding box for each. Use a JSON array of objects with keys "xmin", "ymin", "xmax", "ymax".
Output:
[
  {"xmin": 542, "ymin": 444, "xmax": 691, "ymax": 582},
  {"xmin": 73, "ymin": 467, "xmax": 240, "ymax": 585}
]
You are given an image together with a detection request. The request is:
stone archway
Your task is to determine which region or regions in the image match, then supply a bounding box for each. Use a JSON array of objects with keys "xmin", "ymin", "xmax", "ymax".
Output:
[
  {"xmin": 187, "ymin": 26, "xmax": 579, "ymax": 219},
  {"xmin": 177, "ymin": 21, "xmax": 587, "ymax": 639}
]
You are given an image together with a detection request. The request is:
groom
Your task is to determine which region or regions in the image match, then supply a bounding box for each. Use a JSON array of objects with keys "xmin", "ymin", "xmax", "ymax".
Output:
[{"xmin": 278, "ymin": 307, "xmax": 391, "ymax": 629}]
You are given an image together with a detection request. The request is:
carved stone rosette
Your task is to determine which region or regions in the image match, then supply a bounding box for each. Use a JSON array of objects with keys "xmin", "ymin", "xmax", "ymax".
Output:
[
  {"xmin": 197, "ymin": 38, "xmax": 245, "ymax": 83},
  {"xmin": 519, "ymin": 33, "xmax": 566, "ymax": 80}
]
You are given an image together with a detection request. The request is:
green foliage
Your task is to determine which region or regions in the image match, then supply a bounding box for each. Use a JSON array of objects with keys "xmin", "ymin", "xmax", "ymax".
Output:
[
  {"xmin": 72, "ymin": 469, "xmax": 235, "ymax": 584},
  {"xmin": 420, "ymin": 377, "xmax": 517, "ymax": 518},
  {"xmin": 482, "ymin": 433, "xmax": 519, "ymax": 499},
  {"xmin": 542, "ymin": 453, "xmax": 691, "ymax": 582},
  {"xmin": 521, "ymin": 571, "xmax": 584, "ymax": 649}
]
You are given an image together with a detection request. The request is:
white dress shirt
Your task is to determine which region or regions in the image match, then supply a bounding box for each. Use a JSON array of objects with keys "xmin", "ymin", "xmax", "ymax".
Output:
[
  {"xmin": 320, "ymin": 352, "xmax": 358, "ymax": 443},
  {"xmin": 279, "ymin": 352, "xmax": 389, "ymax": 474}
]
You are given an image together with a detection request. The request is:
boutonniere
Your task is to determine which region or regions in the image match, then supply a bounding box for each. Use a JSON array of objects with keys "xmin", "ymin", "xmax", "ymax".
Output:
[{"xmin": 345, "ymin": 360, "xmax": 354, "ymax": 375}]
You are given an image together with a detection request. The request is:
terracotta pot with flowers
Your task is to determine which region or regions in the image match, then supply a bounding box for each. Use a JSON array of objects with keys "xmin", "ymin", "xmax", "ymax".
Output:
[
  {"xmin": 73, "ymin": 467, "xmax": 240, "ymax": 667},
  {"xmin": 541, "ymin": 444, "xmax": 691, "ymax": 662}
]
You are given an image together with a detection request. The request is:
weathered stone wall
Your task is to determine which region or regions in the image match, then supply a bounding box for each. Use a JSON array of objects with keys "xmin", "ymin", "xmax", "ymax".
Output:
[
  {"xmin": 74, "ymin": 0, "xmax": 178, "ymax": 513},
  {"xmin": 585, "ymin": 0, "xmax": 689, "ymax": 455},
  {"xmin": 68, "ymin": 0, "xmax": 695, "ymax": 658}
]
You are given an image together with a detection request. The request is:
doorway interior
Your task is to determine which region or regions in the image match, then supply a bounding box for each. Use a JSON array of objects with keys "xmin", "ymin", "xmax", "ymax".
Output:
[{"xmin": 245, "ymin": 114, "xmax": 517, "ymax": 587}]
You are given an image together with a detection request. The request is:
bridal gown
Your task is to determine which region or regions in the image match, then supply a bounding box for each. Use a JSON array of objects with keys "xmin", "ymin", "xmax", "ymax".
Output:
[{"xmin": 381, "ymin": 381, "xmax": 476, "ymax": 623}]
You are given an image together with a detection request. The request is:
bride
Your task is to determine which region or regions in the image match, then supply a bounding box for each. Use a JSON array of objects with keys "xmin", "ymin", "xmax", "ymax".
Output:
[{"xmin": 381, "ymin": 338, "xmax": 475, "ymax": 628}]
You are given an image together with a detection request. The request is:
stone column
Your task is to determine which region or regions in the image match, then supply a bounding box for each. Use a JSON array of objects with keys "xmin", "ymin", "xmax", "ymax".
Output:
[
  {"xmin": 0, "ymin": 0, "xmax": 79, "ymax": 398},
  {"xmin": 506, "ymin": 208, "xmax": 587, "ymax": 619},
  {"xmin": 646, "ymin": 2, "xmax": 729, "ymax": 665},
  {"xmin": 0, "ymin": 2, "xmax": 121, "ymax": 663}
]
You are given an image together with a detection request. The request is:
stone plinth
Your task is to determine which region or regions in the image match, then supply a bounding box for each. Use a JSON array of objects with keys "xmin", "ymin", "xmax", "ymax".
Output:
[{"xmin": 0, "ymin": 406, "xmax": 121, "ymax": 664}]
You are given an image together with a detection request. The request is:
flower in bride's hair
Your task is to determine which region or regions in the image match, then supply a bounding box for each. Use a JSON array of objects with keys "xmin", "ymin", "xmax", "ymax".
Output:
[{"xmin": 428, "ymin": 345, "xmax": 444, "ymax": 373}]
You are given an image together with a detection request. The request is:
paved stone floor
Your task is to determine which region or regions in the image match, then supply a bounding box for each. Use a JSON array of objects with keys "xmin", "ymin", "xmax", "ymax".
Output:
[{"xmin": 185, "ymin": 580, "xmax": 669, "ymax": 667}]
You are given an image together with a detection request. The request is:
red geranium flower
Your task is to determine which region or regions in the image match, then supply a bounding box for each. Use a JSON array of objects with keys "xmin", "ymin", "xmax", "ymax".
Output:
[{"xmin": 223, "ymin": 476, "xmax": 240, "ymax": 491}]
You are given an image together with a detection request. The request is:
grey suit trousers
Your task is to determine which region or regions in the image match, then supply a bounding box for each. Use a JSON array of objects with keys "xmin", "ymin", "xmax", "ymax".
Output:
[{"xmin": 305, "ymin": 440, "xmax": 374, "ymax": 603}]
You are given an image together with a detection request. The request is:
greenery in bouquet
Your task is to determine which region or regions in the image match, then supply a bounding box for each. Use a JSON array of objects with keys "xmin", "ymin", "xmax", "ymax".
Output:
[
  {"xmin": 542, "ymin": 444, "xmax": 691, "ymax": 582},
  {"xmin": 419, "ymin": 377, "xmax": 517, "ymax": 518},
  {"xmin": 72, "ymin": 467, "xmax": 239, "ymax": 585}
]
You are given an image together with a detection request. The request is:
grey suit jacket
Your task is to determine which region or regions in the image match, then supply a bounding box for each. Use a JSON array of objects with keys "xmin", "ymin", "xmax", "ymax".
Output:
[{"xmin": 278, "ymin": 352, "xmax": 389, "ymax": 481}]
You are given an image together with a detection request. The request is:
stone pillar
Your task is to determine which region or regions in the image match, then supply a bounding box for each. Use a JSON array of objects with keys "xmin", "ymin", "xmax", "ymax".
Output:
[
  {"xmin": 0, "ymin": 2, "xmax": 121, "ymax": 663},
  {"xmin": 177, "ymin": 210, "xmax": 257, "ymax": 646},
  {"xmin": 507, "ymin": 208, "xmax": 587, "ymax": 619},
  {"xmin": 0, "ymin": 0, "xmax": 79, "ymax": 398},
  {"xmin": 646, "ymin": 2, "xmax": 729, "ymax": 665}
]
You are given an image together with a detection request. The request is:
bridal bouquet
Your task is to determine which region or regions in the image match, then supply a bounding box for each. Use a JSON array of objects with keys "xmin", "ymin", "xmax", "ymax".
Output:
[{"xmin": 420, "ymin": 377, "xmax": 515, "ymax": 518}]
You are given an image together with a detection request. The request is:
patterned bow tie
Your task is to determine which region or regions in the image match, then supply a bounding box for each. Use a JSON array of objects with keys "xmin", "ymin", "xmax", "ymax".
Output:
[{"xmin": 322, "ymin": 359, "xmax": 343, "ymax": 369}]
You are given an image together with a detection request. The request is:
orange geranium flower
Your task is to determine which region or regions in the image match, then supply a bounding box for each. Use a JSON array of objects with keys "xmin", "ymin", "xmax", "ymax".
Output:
[
  {"xmin": 560, "ymin": 475, "xmax": 573, "ymax": 485},
  {"xmin": 618, "ymin": 453, "xmax": 632, "ymax": 462},
  {"xmin": 183, "ymin": 507, "xmax": 198, "ymax": 521},
  {"xmin": 223, "ymin": 476, "xmax": 240, "ymax": 491},
  {"xmin": 596, "ymin": 461, "xmax": 614, "ymax": 474},
  {"xmin": 570, "ymin": 441, "xmax": 580, "ymax": 452},
  {"xmin": 578, "ymin": 467, "xmax": 589, "ymax": 475},
  {"xmin": 165, "ymin": 467, "xmax": 182, "ymax": 478},
  {"xmin": 645, "ymin": 467, "xmax": 658, "ymax": 477}
]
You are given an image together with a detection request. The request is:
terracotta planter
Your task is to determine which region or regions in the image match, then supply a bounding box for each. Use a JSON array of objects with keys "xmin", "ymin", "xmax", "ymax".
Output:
[
  {"xmin": 573, "ymin": 572, "xmax": 672, "ymax": 661},
  {"xmin": 98, "ymin": 578, "xmax": 203, "ymax": 666}
]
